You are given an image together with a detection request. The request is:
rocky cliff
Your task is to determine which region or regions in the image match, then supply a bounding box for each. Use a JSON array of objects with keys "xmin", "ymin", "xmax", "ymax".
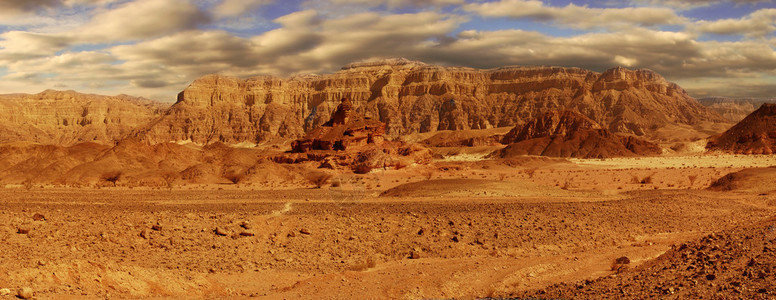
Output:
[
  {"xmin": 134, "ymin": 58, "xmax": 724, "ymax": 144},
  {"xmin": 706, "ymin": 103, "xmax": 776, "ymax": 154},
  {"xmin": 0, "ymin": 90, "xmax": 168, "ymax": 146},
  {"xmin": 698, "ymin": 97, "xmax": 776, "ymax": 122},
  {"xmin": 495, "ymin": 110, "xmax": 662, "ymax": 158}
]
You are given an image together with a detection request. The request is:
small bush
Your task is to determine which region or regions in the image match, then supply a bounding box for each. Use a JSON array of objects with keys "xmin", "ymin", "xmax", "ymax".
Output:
[
  {"xmin": 101, "ymin": 171, "xmax": 122, "ymax": 187},
  {"xmin": 305, "ymin": 172, "xmax": 333, "ymax": 188},
  {"xmin": 688, "ymin": 175, "xmax": 698, "ymax": 186}
]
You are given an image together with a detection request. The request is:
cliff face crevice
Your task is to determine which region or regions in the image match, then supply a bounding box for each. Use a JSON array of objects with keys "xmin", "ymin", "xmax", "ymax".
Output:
[{"xmin": 135, "ymin": 59, "xmax": 725, "ymax": 145}]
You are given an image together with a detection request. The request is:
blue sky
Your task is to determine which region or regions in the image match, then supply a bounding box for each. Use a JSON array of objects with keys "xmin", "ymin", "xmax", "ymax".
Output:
[{"xmin": 0, "ymin": 0, "xmax": 774, "ymax": 101}]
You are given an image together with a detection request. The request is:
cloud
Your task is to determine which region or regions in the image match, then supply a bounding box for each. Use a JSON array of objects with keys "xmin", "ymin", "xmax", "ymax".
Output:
[
  {"xmin": 326, "ymin": 0, "xmax": 464, "ymax": 9},
  {"xmin": 634, "ymin": 0, "xmax": 775, "ymax": 9},
  {"xmin": 464, "ymin": 0, "xmax": 686, "ymax": 30},
  {"xmin": 692, "ymin": 8, "xmax": 776, "ymax": 37},
  {"xmin": 213, "ymin": 0, "xmax": 274, "ymax": 19},
  {"xmin": 78, "ymin": 0, "xmax": 209, "ymax": 42},
  {"xmin": 0, "ymin": 0, "xmax": 60, "ymax": 12},
  {"xmin": 0, "ymin": 31, "xmax": 72, "ymax": 60}
]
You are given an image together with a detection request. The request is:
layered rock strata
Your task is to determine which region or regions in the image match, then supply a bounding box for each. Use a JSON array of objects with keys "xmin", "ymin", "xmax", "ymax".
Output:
[{"xmin": 134, "ymin": 58, "xmax": 724, "ymax": 144}]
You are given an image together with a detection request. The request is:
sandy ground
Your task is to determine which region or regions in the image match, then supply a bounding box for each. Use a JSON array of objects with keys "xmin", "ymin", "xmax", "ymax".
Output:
[{"xmin": 0, "ymin": 155, "xmax": 775, "ymax": 299}]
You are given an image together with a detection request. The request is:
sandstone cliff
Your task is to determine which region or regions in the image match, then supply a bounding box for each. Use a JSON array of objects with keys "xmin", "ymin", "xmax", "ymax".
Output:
[
  {"xmin": 134, "ymin": 59, "xmax": 724, "ymax": 145},
  {"xmin": 0, "ymin": 90, "xmax": 168, "ymax": 146},
  {"xmin": 494, "ymin": 110, "xmax": 662, "ymax": 158},
  {"xmin": 706, "ymin": 103, "xmax": 776, "ymax": 154},
  {"xmin": 698, "ymin": 97, "xmax": 776, "ymax": 122}
]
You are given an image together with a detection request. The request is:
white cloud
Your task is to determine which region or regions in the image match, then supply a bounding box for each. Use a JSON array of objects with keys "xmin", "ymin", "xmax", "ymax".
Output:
[
  {"xmin": 0, "ymin": 31, "xmax": 72, "ymax": 60},
  {"xmin": 326, "ymin": 0, "xmax": 464, "ymax": 9},
  {"xmin": 463, "ymin": 0, "xmax": 686, "ymax": 30},
  {"xmin": 692, "ymin": 8, "xmax": 776, "ymax": 37},
  {"xmin": 214, "ymin": 0, "xmax": 274, "ymax": 19},
  {"xmin": 634, "ymin": 0, "xmax": 775, "ymax": 9},
  {"xmin": 78, "ymin": 0, "xmax": 209, "ymax": 42}
]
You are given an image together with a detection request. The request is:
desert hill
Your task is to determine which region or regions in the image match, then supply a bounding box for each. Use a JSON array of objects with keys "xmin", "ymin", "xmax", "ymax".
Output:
[
  {"xmin": 699, "ymin": 97, "xmax": 776, "ymax": 122},
  {"xmin": 0, "ymin": 139, "xmax": 301, "ymax": 187},
  {"xmin": 708, "ymin": 167, "xmax": 776, "ymax": 193},
  {"xmin": 0, "ymin": 90, "xmax": 168, "ymax": 146},
  {"xmin": 492, "ymin": 110, "xmax": 662, "ymax": 159},
  {"xmin": 132, "ymin": 58, "xmax": 724, "ymax": 145},
  {"xmin": 706, "ymin": 103, "xmax": 776, "ymax": 154},
  {"xmin": 517, "ymin": 217, "xmax": 776, "ymax": 299}
]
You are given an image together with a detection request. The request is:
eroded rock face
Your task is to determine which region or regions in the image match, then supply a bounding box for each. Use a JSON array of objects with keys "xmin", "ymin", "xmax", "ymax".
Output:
[
  {"xmin": 495, "ymin": 110, "xmax": 662, "ymax": 158},
  {"xmin": 135, "ymin": 59, "xmax": 724, "ymax": 144},
  {"xmin": 0, "ymin": 90, "xmax": 168, "ymax": 146},
  {"xmin": 706, "ymin": 103, "xmax": 776, "ymax": 154},
  {"xmin": 283, "ymin": 97, "xmax": 429, "ymax": 172},
  {"xmin": 291, "ymin": 98, "xmax": 386, "ymax": 152}
]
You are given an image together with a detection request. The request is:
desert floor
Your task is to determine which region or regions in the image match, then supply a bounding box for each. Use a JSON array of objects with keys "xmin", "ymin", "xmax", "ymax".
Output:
[{"xmin": 1, "ymin": 154, "xmax": 775, "ymax": 299}]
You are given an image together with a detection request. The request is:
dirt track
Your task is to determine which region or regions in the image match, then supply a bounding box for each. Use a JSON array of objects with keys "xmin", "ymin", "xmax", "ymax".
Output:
[{"xmin": 1, "ymin": 185, "xmax": 774, "ymax": 298}]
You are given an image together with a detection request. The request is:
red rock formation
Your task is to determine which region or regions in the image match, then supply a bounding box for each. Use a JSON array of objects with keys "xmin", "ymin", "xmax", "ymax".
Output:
[
  {"xmin": 283, "ymin": 97, "xmax": 429, "ymax": 171},
  {"xmin": 706, "ymin": 103, "xmax": 776, "ymax": 154},
  {"xmin": 494, "ymin": 110, "xmax": 662, "ymax": 159},
  {"xmin": 133, "ymin": 59, "xmax": 725, "ymax": 145},
  {"xmin": 291, "ymin": 98, "xmax": 386, "ymax": 152}
]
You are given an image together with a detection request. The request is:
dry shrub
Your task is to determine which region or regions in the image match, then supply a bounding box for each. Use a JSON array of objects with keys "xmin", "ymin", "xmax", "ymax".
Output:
[
  {"xmin": 688, "ymin": 175, "xmax": 698, "ymax": 186},
  {"xmin": 224, "ymin": 172, "xmax": 244, "ymax": 184},
  {"xmin": 100, "ymin": 171, "xmax": 122, "ymax": 187},
  {"xmin": 305, "ymin": 171, "xmax": 333, "ymax": 188}
]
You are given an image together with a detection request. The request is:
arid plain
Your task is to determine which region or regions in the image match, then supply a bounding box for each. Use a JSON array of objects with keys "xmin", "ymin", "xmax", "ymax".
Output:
[{"xmin": 1, "ymin": 60, "xmax": 776, "ymax": 299}]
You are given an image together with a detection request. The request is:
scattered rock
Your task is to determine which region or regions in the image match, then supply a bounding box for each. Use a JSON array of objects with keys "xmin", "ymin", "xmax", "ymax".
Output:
[
  {"xmin": 214, "ymin": 227, "xmax": 229, "ymax": 236},
  {"xmin": 409, "ymin": 250, "xmax": 421, "ymax": 259},
  {"xmin": 611, "ymin": 256, "xmax": 631, "ymax": 272},
  {"xmin": 0, "ymin": 288, "xmax": 11, "ymax": 296},
  {"xmin": 239, "ymin": 231, "xmax": 255, "ymax": 237},
  {"xmin": 17, "ymin": 287, "xmax": 33, "ymax": 299},
  {"xmin": 615, "ymin": 256, "xmax": 631, "ymax": 265},
  {"xmin": 17, "ymin": 228, "xmax": 29, "ymax": 235},
  {"xmin": 151, "ymin": 224, "xmax": 162, "ymax": 231},
  {"xmin": 299, "ymin": 228, "xmax": 311, "ymax": 235},
  {"xmin": 32, "ymin": 213, "xmax": 45, "ymax": 221},
  {"xmin": 139, "ymin": 229, "xmax": 150, "ymax": 239},
  {"xmin": 239, "ymin": 221, "xmax": 252, "ymax": 229}
]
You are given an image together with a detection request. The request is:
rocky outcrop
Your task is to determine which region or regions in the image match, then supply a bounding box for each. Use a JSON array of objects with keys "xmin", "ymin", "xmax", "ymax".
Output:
[
  {"xmin": 0, "ymin": 90, "xmax": 168, "ymax": 146},
  {"xmin": 281, "ymin": 97, "xmax": 430, "ymax": 172},
  {"xmin": 706, "ymin": 103, "xmax": 776, "ymax": 154},
  {"xmin": 291, "ymin": 98, "xmax": 386, "ymax": 152},
  {"xmin": 134, "ymin": 59, "xmax": 724, "ymax": 145},
  {"xmin": 494, "ymin": 110, "xmax": 662, "ymax": 159}
]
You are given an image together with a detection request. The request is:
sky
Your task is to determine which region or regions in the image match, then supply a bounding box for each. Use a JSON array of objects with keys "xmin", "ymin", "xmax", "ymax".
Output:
[{"xmin": 0, "ymin": 0, "xmax": 774, "ymax": 101}]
